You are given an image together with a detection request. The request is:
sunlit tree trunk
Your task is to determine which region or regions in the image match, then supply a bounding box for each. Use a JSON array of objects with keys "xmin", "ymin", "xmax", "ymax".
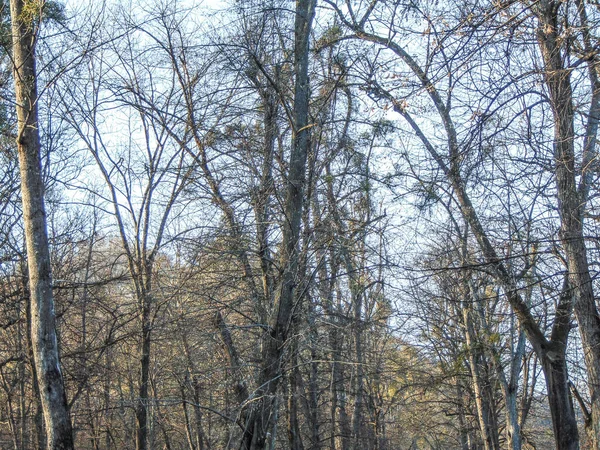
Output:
[{"xmin": 9, "ymin": 0, "xmax": 74, "ymax": 448}]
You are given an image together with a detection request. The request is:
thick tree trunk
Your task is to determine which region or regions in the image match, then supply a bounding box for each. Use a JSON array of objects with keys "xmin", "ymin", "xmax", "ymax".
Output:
[
  {"xmin": 9, "ymin": 1, "xmax": 74, "ymax": 448},
  {"xmin": 542, "ymin": 354, "xmax": 579, "ymax": 450},
  {"xmin": 239, "ymin": 1, "xmax": 316, "ymax": 448},
  {"xmin": 536, "ymin": 4, "xmax": 600, "ymax": 447}
]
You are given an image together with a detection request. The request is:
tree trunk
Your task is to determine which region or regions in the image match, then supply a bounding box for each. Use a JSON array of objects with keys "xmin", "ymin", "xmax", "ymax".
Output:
[
  {"xmin": 288, "ymin": 347, "xmax": 305, "ymax": 450},
  {"xmin": 306, "ymin": 297, "xmax": 321, "ymax": 450},
  {"xmin": 351, "ymin": 293, "xmax": 365, "ymax": 450},
  {"xmin": 536, "ymin": 4, "xmax": 600, "ymax": 447},
  {"xmin": 136, "ymin": 300, "xmax": 152, "ymax": 450},
  {"xmin": 455, "ymin": 381, "xmax": 470, "ymax": 450},
  {"xmin": 462, "ymin": 306, "xmax": 501, "ymax": 450},
  {"xmin": 9, "ymin": 1, "xmax": 74, "ymax": 448},
  {"xmin": 181, "ymin": 378, "xmax": 197, "ymax": 450},
  {"xmin": 496, "ymin": 331, "xmax": 525, "ymax": 450},
  {"xmin": 239, "ymin": 1, "xmax": 316, "ymax": 448},
  {"xmin": 543, "ymin": 355, "xmax": 579, "ymax": 450}
]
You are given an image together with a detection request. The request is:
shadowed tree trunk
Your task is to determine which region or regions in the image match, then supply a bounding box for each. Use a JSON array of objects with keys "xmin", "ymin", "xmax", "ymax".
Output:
[
  {"xmin": 536, "ymin": 2, "xmax": 600, "ymax": 447},
  {"xmin": 240, "ymin": 1, "xmax": 316, "ymax": 448}
]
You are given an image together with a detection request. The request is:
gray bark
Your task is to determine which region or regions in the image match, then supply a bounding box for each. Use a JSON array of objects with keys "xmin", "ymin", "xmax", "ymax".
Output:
[
  {"xmin": 9, "ymin": 1, "xmax": 74, "ymax": 448},
  {"xmin": 462, "ymin": 304, "xmax": 501, "ymax": 450},
  {"xmin": 240, "ymin": 1, "xmax": 316, "ymax": 447},
  {"xmin": 536, "ymin": 2, "xmax": 600, "ymax": 447},
  {"xmin": 347, "ymin": 25, "xmax": 580, "ymax": 447}
]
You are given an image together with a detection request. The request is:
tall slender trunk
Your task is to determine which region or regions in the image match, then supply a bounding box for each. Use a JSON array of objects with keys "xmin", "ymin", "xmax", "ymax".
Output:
[
  {"xmin": 324, "ymin": 163, "xmax": 367, "ymax": 450},
  {"xmin": 180, "ymin": 328, "xmax": 207, "ymax": 450},
  {"xmin": 240, "ymin": 1, "xmax": 316, "ymax": 448},
  {"xmin": 306, "ymin": 297, "xmax": 321, "ymax": 450},
  {"xmin": 136, "ymin": 299, "xmax": 152, "ymax": 450},
  {"xmin": 495, "ymin": 330, "xmax": 525, "ymax": 450},
  {"xmin": 9, "ymin": 1, "xmax": 74, "ymax": 448},
  {"xmin": 315, "ymin": 235, "xmax": 350, "ymax": 450},
  {"xmin": 330, "ymin": 324, "xmax": 351, "ymax": 450},
  {"xmin": 181, "ymin": 376, "xmax": 197, "ymax": 450},
  {"xmin": 104, "ymin": 346, "xmax": 112, "ymax": 450},
  {"xmin": 536, "ymin": 4, "xmax": 600, "ymax": 447},
  {"xmin": 191, "ymin": 373, "xmax": 206, "ymax": 450},
  {"xmin": 462, "ymin": 305, "xmax": 501, "ymax": 450},
  {"xmin": 351, "ymin": 303, "xmax": 365, "ymax": 450},
  {"xmin": 456, "ymin": 381, "xmax": 470, "ymax": 450},
  {"xmin": 288, "ymin": 346, "xmax": 305, "ymax": 450},
  {"xmin": 18, "ymin": 280, "xmax": 28, "ymax": 450}
]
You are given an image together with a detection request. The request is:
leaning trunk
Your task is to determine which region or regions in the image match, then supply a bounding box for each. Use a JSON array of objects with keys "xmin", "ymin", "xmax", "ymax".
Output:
[{"xmin": 462, "ymin": 306, "xmax": 501, "ymax": 450}]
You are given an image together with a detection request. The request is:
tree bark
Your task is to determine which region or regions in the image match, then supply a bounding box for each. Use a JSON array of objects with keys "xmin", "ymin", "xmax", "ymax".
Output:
[
  {"xmin": 536, "ymin": 3, "xmax": 600, "ymax": 447},
  {"xmin": 462, "ymin": 305, "xmax": 501, "ymax": 450},
  {"xmin": 9, "ymin": 1, "xmax": 74, "ymax": 448},
  {"xmin": 288, "ymin": 345, "xmax": 305, "ymax": 450},
  {"xmin": 455, "ymin": 381, "xmax": 470, "ymax": 450},
  {"xmin": 136, "ymin": 298, "xmax": 152, "ymax": 450},
  {"xmin": 239, "ymin": 1, "xmax": 316, "ymax": 448}
]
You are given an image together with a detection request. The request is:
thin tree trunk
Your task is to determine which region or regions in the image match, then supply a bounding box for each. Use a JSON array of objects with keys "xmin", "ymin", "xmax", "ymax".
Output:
[
  {"xmin": 136, "ymin": 299, "xmax": 152, "ymax": 450},
  {"xmin": 104, "ymin": 346, "xmax": 112, "ymax": 450},
  {"xmin": 181, "ymin": 377, "xmax": 197, "ymax": 450},
  {"xmin": 18, "ymin": 285, "xmax": 28, "ymax": 450},
  {"xmin": 9, "ymin": 1, "xmax": 74, "ymax": 448},
  {"xmin": 180, "ymin": 330, "xmax": 207, "ymax": 450},
  {"xmin": 191, "ymin": 376, "xmax": 206, "ymax": 450},
  {"xmin": 306, "ymin": 297, "xmax": 321, "ymax": 450},
  {"xmin": 313, "ymin": 193, "xmax": 349, "ymax": 450},
  {"xmin": 332, "ymin": 332, "xmax": 351, "ymax": 449},
  {"xmin": 456, "ymin": 381, "xmax": 470, "ymax": 450},
  {"xmin": 351, "ymin": 291, "xmax": 365, "ymax": 450},
  {"xmin": 288, "ymin": 347, "xmax": 305, "ymax": 450},
  {"xmin": 152, "ymin": 378, "xmax": 172, "ymax": 450},
  {"xmin": 495, "ymin": 330, "xmax": 525, "ymax": 450},
  {"xmin": 462, "ymin": 305, "xmax": 501, "ymax": 450}
]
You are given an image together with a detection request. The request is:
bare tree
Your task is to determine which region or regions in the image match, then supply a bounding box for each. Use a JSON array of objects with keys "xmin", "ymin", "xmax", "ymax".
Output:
[
  {"xmin": 239, "ymin": 0, "xmax": 316, "ymax": 447},
  {"xmin": 325, "ymin": 0, "xmax": 583, "ymax": 447}
]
